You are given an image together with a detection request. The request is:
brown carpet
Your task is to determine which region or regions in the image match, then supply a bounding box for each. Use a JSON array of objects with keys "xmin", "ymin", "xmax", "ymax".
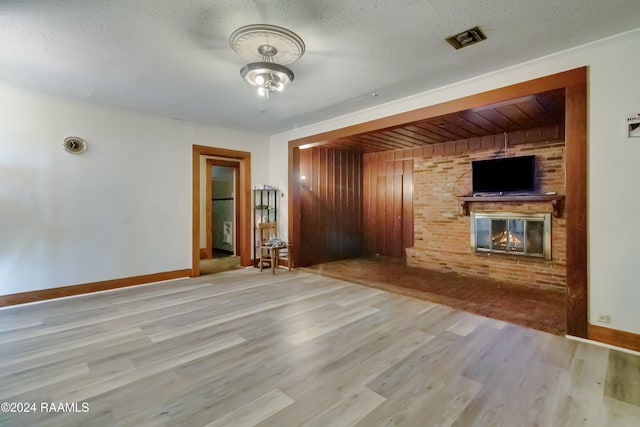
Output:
[{"xmin": 303, "ymin": 257, "xmax": 566, "ymax": 336}]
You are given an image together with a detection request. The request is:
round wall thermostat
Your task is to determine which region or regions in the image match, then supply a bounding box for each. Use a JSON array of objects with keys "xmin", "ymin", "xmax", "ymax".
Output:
[{"xmin": 63, "ymin": 136, "xmax": 87, "ymax": 154}]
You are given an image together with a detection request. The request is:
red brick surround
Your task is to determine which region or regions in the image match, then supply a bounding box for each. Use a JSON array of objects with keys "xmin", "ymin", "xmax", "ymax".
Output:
[{"xmin": 406, "ymin": 128, "xmax": 566, "ymax": 291}]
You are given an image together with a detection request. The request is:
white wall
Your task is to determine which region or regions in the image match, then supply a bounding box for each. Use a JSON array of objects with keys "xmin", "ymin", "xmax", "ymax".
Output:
[
  {"xmin": 270, "ymin": 28, "xmax": 640, "ymax": 335},
  {"xmin": 0, "ymin": 88, "xmax": 268, "ymax": 295}
]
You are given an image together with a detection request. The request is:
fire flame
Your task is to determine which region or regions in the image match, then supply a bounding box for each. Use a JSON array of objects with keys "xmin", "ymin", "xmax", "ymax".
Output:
[{"xmin": 492, "ymin": 230, "xmax": 523, "ymax": 250}]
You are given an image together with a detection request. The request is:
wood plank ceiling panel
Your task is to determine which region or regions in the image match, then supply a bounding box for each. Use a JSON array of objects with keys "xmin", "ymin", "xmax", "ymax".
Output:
[
  {"xmin": 374, "ymin": 131, "xmax": 422, "ymax": 148},
  {"xmin": 515, "ymin": 99, "xmax": 556, "ymax": 126},
  {"xmin": 319, "ymin": 88, "xmax": 565, "ymax": 153},
  {"xmin": 457, "ymin": 110, "xmax": 505, "ymax": 134},
  {"xmin": 495, "ymin": 104, "xmax": 539, "ymax": 128},
  {"xmin": 392, "ymin": 127, "xmax": 442, "ymax": 144},
  {"xmin": 403, "ymin": 125, "xmax": 450, "ymax": 143},
  {"xmin": 414, "ymin": 121, "xmax": 470, "ymax": 141}
]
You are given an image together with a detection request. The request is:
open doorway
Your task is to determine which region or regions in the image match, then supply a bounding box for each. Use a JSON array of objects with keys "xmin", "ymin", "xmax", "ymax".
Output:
[
  {"xmin": 200, "ymin": 159, "xmax": 241, "ymax": 275},
  {"xmin": 210, "ymin": 162, "xmax": 238, "ymax": 259},
  {"xmin": 192, "ymin": 145, "xmax": 252, "ymax": 277}
]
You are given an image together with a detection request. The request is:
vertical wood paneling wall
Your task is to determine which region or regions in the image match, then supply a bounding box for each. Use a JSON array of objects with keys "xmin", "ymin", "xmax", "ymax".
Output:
[
  {"xmin": 362, "ymin": 151, "xmax": 414, "ymax": 258},
  {"xmin": 298, "ymin": 147, "xmax": 362, "ymax": 266}
]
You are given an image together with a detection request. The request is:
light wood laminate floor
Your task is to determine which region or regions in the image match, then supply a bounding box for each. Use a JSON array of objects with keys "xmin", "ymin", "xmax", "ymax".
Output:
[
  {"xmin": 304, "ymin": 258, "xmax": 566, "ymax": 335},
  {"xmin": 0, "ymin": 269, "xmax": 639, "ymax": 426}
]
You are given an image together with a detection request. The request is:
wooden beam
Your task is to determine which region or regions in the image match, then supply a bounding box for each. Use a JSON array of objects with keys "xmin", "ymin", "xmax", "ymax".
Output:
[
  {"xmin": 192, "ymin": 148, "xmax": 200, "ymax": 276},
  {"xmin": 205, "ymin": 159, "xmax": 213, "ymax": 260},
  {"xmin": 288, "ymin": 147, "xmax": 301, "ymax": 268},
  {"xmin": 289, "ymin": 67, "xmax": 587, "ymax": 146},
  {"xmin": 565, "ymin": 81, "xmax": 588, "ymax": 338}
]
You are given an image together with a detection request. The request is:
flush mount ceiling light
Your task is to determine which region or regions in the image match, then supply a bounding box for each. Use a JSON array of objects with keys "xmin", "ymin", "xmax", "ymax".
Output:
[{"xmin": 229, "ymin": 24, "xmax": 305, "ymax": 98}]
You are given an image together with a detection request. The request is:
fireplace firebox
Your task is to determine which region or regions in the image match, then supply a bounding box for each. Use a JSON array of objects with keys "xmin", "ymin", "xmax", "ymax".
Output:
[{"xmin": 470, "ymin": 212, "xmax": 551, "ymax": 259}]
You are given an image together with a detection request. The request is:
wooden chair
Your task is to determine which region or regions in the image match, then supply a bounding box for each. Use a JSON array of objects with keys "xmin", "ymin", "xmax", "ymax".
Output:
[{"xmin": 258, "ymin": 222, "xmax": 292, "ymax": 274}]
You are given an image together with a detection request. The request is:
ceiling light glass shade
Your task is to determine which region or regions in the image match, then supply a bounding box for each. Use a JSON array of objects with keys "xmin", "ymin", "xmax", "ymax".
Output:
[
  {"xmin": 240, "ymin": 62, "xmax": 294, "ymax": 97},
  {"xmin": 230, "ymin": 24, "xmax": 304, "ymax": 98}
]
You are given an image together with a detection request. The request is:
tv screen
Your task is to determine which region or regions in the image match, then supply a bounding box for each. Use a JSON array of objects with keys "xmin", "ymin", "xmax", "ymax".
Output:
[{"xmin": 472, "ymin": 155, "xmax": 536, "ymax": 194}]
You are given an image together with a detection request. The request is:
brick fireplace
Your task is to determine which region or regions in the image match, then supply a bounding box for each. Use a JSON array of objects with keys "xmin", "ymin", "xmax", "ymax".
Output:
[
  {"xmin": 470, "ymin": 212, "xmax": 551, "ymax": 259},
  {"xmin": 406, "ymin": 131, "xmax": 566, "ymax": 291}
]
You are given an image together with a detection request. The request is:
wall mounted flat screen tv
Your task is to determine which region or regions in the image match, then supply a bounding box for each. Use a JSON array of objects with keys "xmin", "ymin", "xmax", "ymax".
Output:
[{"xmin": 471, "ymin": 155, "xmax": 536, "ymax": 194}]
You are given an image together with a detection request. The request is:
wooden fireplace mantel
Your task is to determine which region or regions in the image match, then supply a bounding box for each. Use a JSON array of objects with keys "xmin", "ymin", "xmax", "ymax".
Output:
[{"xmin": 456, "ymin": 194, "xmax": 565, "ymax": 217}]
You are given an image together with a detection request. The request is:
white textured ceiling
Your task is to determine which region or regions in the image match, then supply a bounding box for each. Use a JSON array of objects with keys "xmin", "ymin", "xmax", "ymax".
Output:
[{"xmin": 1, "ymin": 0, "xmax": 639, "ymax": 135}]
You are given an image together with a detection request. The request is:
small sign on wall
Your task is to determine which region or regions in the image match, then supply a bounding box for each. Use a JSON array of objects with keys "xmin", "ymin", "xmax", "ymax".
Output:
[{"xmin": 627, "ymin": 113, "xmax": 640, "ymax": 138}]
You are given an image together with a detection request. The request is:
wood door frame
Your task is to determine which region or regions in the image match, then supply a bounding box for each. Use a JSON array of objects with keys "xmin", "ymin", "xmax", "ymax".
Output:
[
  {"xmin": 192, "ymin": 145, "xmax": 251, "ymax": 276},
  {"xmin": 289, "ymin": 67, "xmax": 588, "ymax": 338},
  {"xmin": 205, "ymin": 159, "xmax": 241, "ymax": 260}
]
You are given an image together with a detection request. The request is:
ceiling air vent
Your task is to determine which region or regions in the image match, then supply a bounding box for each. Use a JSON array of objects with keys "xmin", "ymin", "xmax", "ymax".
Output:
[{"xmin": 446, "ymin": 26, "xmax": 486, "ymax": 50}]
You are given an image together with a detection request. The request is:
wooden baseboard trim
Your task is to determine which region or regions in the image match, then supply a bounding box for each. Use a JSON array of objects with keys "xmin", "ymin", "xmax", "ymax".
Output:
[
  {"xmin": 0, "ymin": 269, "xmax": 192, "ymax": 308},
  {"xmin": 588, "ymin": 324, "xmax": 640, "ymax": 352},
  {"xmin": 199, "ymin": 248, "xmax": 208, "ymax": 259}
]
